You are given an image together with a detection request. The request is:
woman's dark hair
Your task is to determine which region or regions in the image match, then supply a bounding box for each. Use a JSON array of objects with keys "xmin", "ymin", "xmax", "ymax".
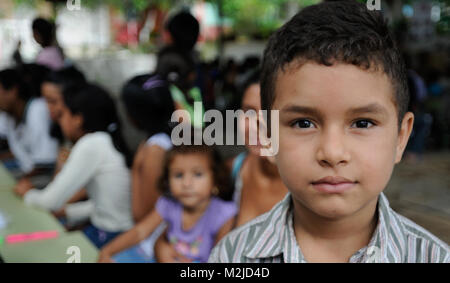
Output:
[
  {"xmin": 63, "ymin": 83, "xmax": 132, "ymax": 167},
  {"xmin": 32, "ymin": 18, "xmax": 55, "ymax": 47},
  {"xmin": 261, "ymin": 1, "xmax": 409, "ymax": 128},
  {"xmin": 241, "ymin": 69, "xmax": 260, "ymax": 98},
  {"xmin": 44, "ymin": 66, "xmax": 86, "ymax": 144},
  {"xmin": 19, "ymin": 63, "xmax": 51, "ymax": 97},
  {"xmin": 165, "ymin": 11, "xmax": 199, "ymax": 51},
  {"xmin": 158, "ymin": 144, "xmax": 232, "ymax": 201},
  {"xmin": 156, "ymin": 47, "xmax": 196, "ymax": 94},
  {"xmin": 43, "ymin": 66, "xmax": 86, "ymax": 89},
  {"xmin": 121, "ymin": 74, "xmax": 175, "ymax": 137},
  {"xmin": 0, "ymin": 68, "xmax": 31, "ymax": 101}
]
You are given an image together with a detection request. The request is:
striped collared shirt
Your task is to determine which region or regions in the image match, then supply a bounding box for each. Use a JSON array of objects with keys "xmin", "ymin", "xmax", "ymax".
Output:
[{"xmin": 208, "ymin": 193, "xmax": 450, "ymax": 263}]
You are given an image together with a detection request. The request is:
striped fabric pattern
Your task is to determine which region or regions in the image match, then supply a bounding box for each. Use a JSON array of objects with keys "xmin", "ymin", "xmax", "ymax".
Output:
[{"xmin": 208, "ymin": 193, "xmax": 450, "ymax": 263}]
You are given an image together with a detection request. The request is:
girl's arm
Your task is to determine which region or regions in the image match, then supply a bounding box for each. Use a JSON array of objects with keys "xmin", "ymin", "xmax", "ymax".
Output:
[
  {"xmin": 154, "ymin": 229, "xmax": 192, "ymax": 263},
  {"xmin": 131, "ymin": 144, "xmax": 166, "ymax": 222},
  {"xmin": 22, "ymin": 136, "xmax": 103, "ymax": 211},
  {"xmin": 214, "ymin": 217, "xmax": 236, "ymax": 245},
  {"xmin": 98, "ymin": 209, "xmax": 163, "ymax": 263}
]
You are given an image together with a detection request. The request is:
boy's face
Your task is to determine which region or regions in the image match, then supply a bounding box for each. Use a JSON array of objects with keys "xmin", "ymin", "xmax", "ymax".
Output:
[{"xmin": 272, "ymin": 62, "xmax": 413, "ymax": 219}]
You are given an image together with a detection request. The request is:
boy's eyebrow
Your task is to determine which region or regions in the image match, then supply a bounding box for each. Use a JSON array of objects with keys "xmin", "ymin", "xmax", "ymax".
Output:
[
  {"xmin": 280, "ymin": 105, "xmax": 323, "ymax": 118},
  {"xmin": 346, "ymin": 103, "xmax": 388, "ymax": 116}
]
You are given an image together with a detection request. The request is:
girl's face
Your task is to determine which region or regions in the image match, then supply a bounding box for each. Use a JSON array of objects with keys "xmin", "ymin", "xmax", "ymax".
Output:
[
  {"xmin": 168, "ymin": 153, "xmax": 215, "ymax": 211},
  {"xmin": 59, "ymin": 105, "xmax": 84, "ymax": 142},
  {"xmin": 42, "ymin": 82, "xmax": 63, "ymax": 121}
]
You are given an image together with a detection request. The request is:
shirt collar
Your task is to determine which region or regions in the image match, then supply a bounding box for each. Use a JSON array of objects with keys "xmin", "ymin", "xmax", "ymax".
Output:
[{"xmin": 243, "ymin": 192, "xmax": 407, "ymax": 263}]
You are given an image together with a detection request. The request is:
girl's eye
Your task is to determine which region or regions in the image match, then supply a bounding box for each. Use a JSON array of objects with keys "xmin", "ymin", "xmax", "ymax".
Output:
[
  {"xmin": 173, "ymin": 173, "xmax": 183, "ymax": 178},
  {"xmin": 292, "ymin": 119, "xmax": 315, "ymax": 129},
  {"xmin": 194, "ymin": 172, "xmax": 203, "ymax": 177},
  {"xmin": 351, "ymin": 119, "xmax": 375, "ymax": 129}
]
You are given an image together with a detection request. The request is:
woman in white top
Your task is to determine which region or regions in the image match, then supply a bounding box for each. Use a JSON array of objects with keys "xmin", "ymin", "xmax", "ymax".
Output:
[{"xmin": 15, "ymin": 83, "xmax": 134, "ymax": 248}]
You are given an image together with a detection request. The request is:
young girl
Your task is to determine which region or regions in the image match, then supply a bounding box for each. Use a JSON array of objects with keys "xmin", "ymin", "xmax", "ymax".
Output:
[
  {"xmin": 14, "ymin": 83, "xmax": 134, "ymax": 248},
  {"xmin": 98, "ymin": 144, "xmax": 237, "ymax": 263},
  {"xmin": 153, "ymin": 70, "xmax": 289, "ymax": 262}
]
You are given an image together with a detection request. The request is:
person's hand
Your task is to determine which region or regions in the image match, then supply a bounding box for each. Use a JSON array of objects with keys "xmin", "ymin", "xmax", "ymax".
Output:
[
  {"xmin": 97, "ymin": 249, "xmax": 116, "ymax": 263},
  {"xmin": 154, "ymin": 234, "xmax": 192, "ymax": 263},
  {"xmin": 52, "ymin": 207, "xmax": 66, "ymax": 218},
  {"xmin": 13, "ymin": 178, "xmax": 34, "ymax": 197}
]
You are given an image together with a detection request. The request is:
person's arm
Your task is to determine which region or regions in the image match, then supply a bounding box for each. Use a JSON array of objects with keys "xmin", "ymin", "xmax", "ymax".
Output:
[
  {"xmin": 214, "ymin": 217, "xmax": 235, "ymax": 245},
  {"xmin": 20, "ymin": 136, "xmax": 102, "ymax": 211},
  {"xmin": 154, "ymin": 229, "xmax": 192, "ymax": 263},
  {"xmin": 131, "ymin": 144, "xmax": 166, "ymax": 222},
  {"xmin": 98, "ymin": 209, "xmax": 164, "ymax": 263}
]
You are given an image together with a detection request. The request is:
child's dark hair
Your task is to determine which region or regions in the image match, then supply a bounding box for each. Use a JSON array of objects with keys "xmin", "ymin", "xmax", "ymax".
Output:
[
  {"xmin": 32, "ymin": 18, "xmax": 56, "ymax": 47},
  {"xmin": 165, "ymin": 11, "xmax": 199, "ymax": 51},
  {"xmin": 121, "ymin": 74, "xmax": 175, "ymax": 137},
  {"xmin": 261, "ymin": 1, "xmax": 409, "ymax": 128},
  {"xmin": 63, "ymin": 83, "xmax": 133, "ymax": 167},
  {"xmin": 0, "ymin": 68, "xmax": 31, "ymax": 101},
  {"xmin": 158, "ymin": 144, "xmax": 232, "ymax": 201}
]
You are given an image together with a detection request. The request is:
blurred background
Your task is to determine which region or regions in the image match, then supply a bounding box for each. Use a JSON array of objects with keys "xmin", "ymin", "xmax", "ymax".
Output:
[{"xmin": 0, "ymin": 0, "xmax": 449, "ymax": 243}]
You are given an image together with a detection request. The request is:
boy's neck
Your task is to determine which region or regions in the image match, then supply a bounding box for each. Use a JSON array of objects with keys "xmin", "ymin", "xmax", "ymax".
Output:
[{"xmin": 292, "ymin": 196, "xmax": 379, "ymax": 262}]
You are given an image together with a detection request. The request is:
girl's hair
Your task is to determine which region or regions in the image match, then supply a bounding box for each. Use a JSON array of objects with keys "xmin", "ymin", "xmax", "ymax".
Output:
[
  {"xmin": 0, "ymin": 68, "xmax": 31, "ymax": 101},
  {"xmin": 156, "ymin": 47, "xmax": 196, "ymax": 94},
  {"xmin": 121, "ymin": 74, "xmax": 175, "ymax": 137},
  {"xmin": 158, "ymin": 144, "xmax": 232, "ymax": 201},
  {"xmin": 63, "ymin": 83, "xmax": 133, "ymax": 167},
  {"xmin": 32, "ymin": 18, "xmax": 55, "ymax": 47}
]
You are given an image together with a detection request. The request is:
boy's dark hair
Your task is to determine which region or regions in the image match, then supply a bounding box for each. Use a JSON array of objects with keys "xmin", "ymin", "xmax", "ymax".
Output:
[
  {"xmin": 261, "ymin": 1, "xmax": 409, "ymax": 127},
  {"xmin": 158, "ymin": 144, "xmax": 232, "ymax": 201},
  {"xmin": 0, "ymin": 68, "xmax": 31, "ymax": 101},
  {"xmin": 32, "ymin": 18, "xmax": 55, "ymax": 47},
  {"xmin": 63, "ymin": 83, "xmax": 132, "ymax": 167},
  {"xmin": 121, "ymin": 74, "xmax": 175, "ymax": 137},
  {"xmin": 166, "ymin": 11, "xmax": 199, "ymax": 51}
]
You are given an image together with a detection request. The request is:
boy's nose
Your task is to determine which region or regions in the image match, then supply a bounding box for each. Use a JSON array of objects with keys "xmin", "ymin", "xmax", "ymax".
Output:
[{"xmin": 316, "ymin": 127, "xmax": 351, "ymax": 167}]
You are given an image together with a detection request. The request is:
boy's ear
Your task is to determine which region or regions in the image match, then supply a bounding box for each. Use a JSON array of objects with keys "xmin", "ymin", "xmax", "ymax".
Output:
[{"xmin": 395, "ymin": 112, "xmax": 414, "ymax": 164}]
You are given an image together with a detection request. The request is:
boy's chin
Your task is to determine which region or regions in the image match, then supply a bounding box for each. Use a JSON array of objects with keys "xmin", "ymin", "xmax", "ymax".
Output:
[{"xmin": 296, "ymin": 197, "xmax": 366, "ymax": 220}]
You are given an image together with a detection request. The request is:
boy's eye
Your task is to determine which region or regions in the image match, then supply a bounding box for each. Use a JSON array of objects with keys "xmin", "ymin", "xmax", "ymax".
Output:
[
  {"xmin": 292, "ymin": 119, "xmax": 315, "ymax": 129},
  {"xmin": 351, "ymin": 119, "xmax": 375, "ymax": 129}
]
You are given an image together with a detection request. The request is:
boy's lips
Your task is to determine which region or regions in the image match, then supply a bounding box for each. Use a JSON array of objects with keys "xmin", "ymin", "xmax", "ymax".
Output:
[{"xmin": 311, "ymin": 176, "xmax": 356, "ymax": 193}]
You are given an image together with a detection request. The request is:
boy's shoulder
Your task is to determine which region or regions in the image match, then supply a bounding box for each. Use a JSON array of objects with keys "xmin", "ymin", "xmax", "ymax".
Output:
[
  {"xmin": 208, "ymin": 193, "xmax": 450, "ymax": 263},
  {"xmin": 387, "ymin": 206, "xmax": 450, "ymax": 262}
]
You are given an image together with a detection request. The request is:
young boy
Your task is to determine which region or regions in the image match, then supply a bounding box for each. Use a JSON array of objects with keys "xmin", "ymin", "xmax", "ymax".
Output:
[{"xmin": 208, "ymin": 1, "xmax": 449, "ymax": 263}]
